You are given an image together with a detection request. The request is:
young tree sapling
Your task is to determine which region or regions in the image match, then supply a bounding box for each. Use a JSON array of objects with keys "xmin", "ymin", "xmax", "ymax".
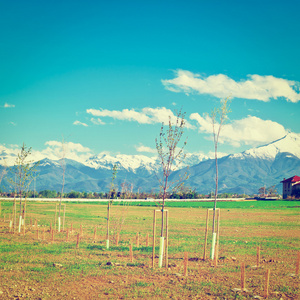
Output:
[
  {"xmin": 9, "ymin": 143, "xmax": 39, "ymax": 233},
  {"xmin": 209, "ymin": 97, "xmax": 230, "ymax": 258},
  {"xmin": 155, "ymin": 109, "xmax": 188, "ymax": 267}
]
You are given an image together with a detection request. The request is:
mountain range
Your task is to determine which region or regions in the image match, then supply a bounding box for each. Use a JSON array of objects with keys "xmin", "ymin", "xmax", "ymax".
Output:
[{"xmin": 1, "ymin": 132, "xmax": 300, "ymax": 195}]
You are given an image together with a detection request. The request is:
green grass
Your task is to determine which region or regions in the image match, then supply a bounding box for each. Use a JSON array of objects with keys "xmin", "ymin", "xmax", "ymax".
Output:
[
  {"xmin": 0, "ymin": 200, "xmax": 299, "ymax": 299},
  {"xmin": 115, "ymin": 199, "xmax": 300, "ymax": 210},
  {"xmin": 2, "ymin": 199, "xmax": 300, "ymax": 211}
]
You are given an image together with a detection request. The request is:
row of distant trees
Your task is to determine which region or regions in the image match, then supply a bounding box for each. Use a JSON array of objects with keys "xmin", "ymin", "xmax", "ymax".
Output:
[
  {"xmin": 258, "ymin": 185, "xmax": 278, "ymax": 197},
  {"xmin": 0, "ymin": 189, "xmax": 250, "ymax": 199}
]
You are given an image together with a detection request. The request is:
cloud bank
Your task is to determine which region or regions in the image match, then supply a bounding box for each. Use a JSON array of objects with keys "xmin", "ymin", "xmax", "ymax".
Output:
[
  {"xmin": 4, "ymin": 103, "xmax": 15, "ymax": 108},
  {"xmin": 73, "ymin": 120, "xmax": 88, "ymax": 127},
  {"xmin": 87, "ymin": 107, "xmax": 195, "ymax": 129},
  {"xmin": 190, "ymin": 113, "xmax": 288, "ymax": 147},
  {"xmin": 162, "ymin": 70, "xmax": 300, "ymax": 102},
  {"xmin": 135, "ymin": 145, "xmax": 157, "ymax": 153}
]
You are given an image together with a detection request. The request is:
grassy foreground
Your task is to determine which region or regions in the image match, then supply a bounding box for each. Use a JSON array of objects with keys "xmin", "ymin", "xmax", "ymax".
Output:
[{"xmin": 0, "ymin": 200, "xmax": 299, "ymax": 299}]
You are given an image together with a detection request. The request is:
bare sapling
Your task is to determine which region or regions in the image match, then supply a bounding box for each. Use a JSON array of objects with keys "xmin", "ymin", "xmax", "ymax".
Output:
[
  {"xmin": 8, "ymin": 143, "xmax": 39, "ymax": 233},
  {"xmin": 165, "ymin": 210, "xmax": 169, "ymax": 268},
  {"xmin": 111, "ymin": 179, "xmax": 130, "ymax": 245},
  {"xmin": 13, "ymin": 198, "xmax": 16, "ymax": 233},
  {"xmin": 62, "ymin": 204, "xmax": 66, "ymax": 231},
  {"xmin": 155, "ymin": 109, "xmax": 188, "ymax": 268},
  {"xmin": 106, "ymin": 164, "xmax": 118, "ymax": 249},
  {"xmin": 209, "ymin": 97, "xmax": 230, "ymax": 258},
  {"xmin": 58, "ymin": 137, "xmax": 66, "ymax": 232},
  {"xmin": 22, "ymin": 200, "xmax": 27, "ymax": 234},
  {"xmin": 203, "ymin": 209, "xmax": 209, "ymax": 260},
  {"xmin": 0, "ymin": 159, "xmax": 7, "ymax": 220},
  {"xmin": 152, "ymin": 210, "xmax": 156, "ymax": 268},
  {"xmin": 54, "ymin": 204, "xmax": 57, "ymax": 231}
]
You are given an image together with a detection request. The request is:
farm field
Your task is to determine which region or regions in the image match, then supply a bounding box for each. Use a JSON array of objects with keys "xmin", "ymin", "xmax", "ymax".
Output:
[{"xmin": 0, "ymin": 200, "xmax": 299, "ymax": 299}]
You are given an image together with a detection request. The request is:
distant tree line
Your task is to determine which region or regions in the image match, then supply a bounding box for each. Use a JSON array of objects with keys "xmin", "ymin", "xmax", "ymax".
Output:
[{"xmin": 0, "ymin": 189, "xmax": 250, "ymax": 200}]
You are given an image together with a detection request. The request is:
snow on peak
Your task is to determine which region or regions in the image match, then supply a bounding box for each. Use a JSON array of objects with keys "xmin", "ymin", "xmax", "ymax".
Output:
[
  {"xmin": 84, "ymin": 153, "xmax": 159, "ymax": 173},
  {"xmin": 231, "ymin": 132, "xmax": 300, "ymax": 160},
  {"xmin": 84, "ymin": 151, "xmax": 208, "ymax": 173}
]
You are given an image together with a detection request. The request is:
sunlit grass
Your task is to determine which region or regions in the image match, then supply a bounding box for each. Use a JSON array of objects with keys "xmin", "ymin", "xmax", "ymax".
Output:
[{"xmin": 0, "ymin": 199, "xmax": 299, "ymax": 299}]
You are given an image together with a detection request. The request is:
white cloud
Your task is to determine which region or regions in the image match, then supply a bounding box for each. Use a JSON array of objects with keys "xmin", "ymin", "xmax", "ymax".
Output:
[
  {"xmin": 190, "ymin": 114, "xmax": 288, "ymax": 147},
  {"xmin": 4, "ymin": 103, "xmax": 15, "ymax": 108},
  {"xmin": 0, "ymin": 141, "xmax": 93, "ymax": 166},
  {"xmin": 9, "ymin": 122, "xmax": 17, "ymax": 126},
  {"xmin": 73, "ymin": 120, "xmax": 88, "ymax": 127},
  {"xmin": 45, "ymin": 141, "xmax": 91, "ymax": 153},
  {"xmin": 90, "ymin": 118, "xmax": 105, "ymax": 125},
  {"xmin": 135, "ymin": 145, "xmax": 157, "ymax": 153},
  {"xmin": 87, "ymin": 107, "xmax": 195, "ymax": 129},
  {"xmin": 42, "ymin": 141, "xmax": 92, "ymax": 163},
  {"xmin": 162, "ymin": 70, "xmax": 300, "ymax": 102},
  {"xmin": 87, "ymin": 108, "xmax": 151, "ymax": 123}
]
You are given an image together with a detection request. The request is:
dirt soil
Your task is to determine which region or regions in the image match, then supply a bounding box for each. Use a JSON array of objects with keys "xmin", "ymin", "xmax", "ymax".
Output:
[{"xmin": 0, "ymin": 205, "xmax": 299, "ymax": 299}]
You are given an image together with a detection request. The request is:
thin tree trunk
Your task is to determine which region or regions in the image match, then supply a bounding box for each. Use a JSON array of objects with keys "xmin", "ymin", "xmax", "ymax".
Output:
[
  {"xmin": 19, "ymin": 194, "xmax": 22, "ymax": 218},
  {"xmin": 58, "ymin": 169, "xmax": 65, "ymax": 232},
  {"xmin": 106, "ymin": 202, "xmax": 110, "ymax": 240},
  {"xmin": 18, "ymin": 192, "xmax": 22, "ymax": 233},
  {"xmin": 212, "ymin": 143, "xmax": 218, "ymax": 233},
  {"xmin": 13, "ymin": 198, "xmax": 16, "ymax": 233},
  {"xmin": 161, "ymin": 176, "xmax": 169, "ymax": 237}
]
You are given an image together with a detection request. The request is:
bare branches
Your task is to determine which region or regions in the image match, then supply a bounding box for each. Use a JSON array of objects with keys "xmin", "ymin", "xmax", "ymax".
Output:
[
  {"xmin": 155, "ymin": 108, "xmax": 188, "ymax": 237},
  {"xmin": 210, "ymin": 97, "xmax": 231, "ymax": 233},
  {"xmin": 108, "ymin": 164, "xmax": 118, "ymax": 201},
  {"xmin": 58, "ymin": 137, "xmax": 67, "ymax": 231},
  {"xmin": 155, "ymin": 109, "xmax": 188, "ymax": 197},
  {"xmin": 211, "ymin": 97, "xmax": 231, "ymax": 148},
  {"xmin": 7, "ymin": 143, "xmax": 39, "ymax": 232},
  {"xmin": 59, "ymin": 137, "xmax": 67, "ymax": 218},
  {"xmin": 106, "ymin": 164, "xmax": 118, "ymax": 248},
  {"xmin": 9, "ymin": 143, "xmax": 40, "ymax": 199}
]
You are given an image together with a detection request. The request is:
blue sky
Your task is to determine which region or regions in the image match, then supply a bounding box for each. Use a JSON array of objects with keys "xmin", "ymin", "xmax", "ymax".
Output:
[{"xmin": 1, "ymin": 0, "xmax": 300, "ymax": 162}]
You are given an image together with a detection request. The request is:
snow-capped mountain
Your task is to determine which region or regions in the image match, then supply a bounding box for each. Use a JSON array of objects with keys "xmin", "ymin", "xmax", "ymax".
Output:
[
  {"xmin": 84, "ymin": 153, "xmax": 160, "ymax": 174},
  {"xmin": 230, "ymin": 132, "xmax": 300, "ymax": 160},
  {"xmin": 83, "ymin": 152, "xmax": 209, "ymax": 174},
  {"xmin": 0, "ymin": 144, "xmax": 209, "ymax": 174},
  {"xmin": 172, "ymin": 132, "xmax": 300, "ymax": 194},
  {"xmin": 1, "ymin": 132, "xmax": 299, "ymax": 194}
]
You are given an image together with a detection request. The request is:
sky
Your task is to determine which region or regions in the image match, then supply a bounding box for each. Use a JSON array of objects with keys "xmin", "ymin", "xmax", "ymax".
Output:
[{"xmin": 1, "ymin": 0, "xmax": 300, "ymax": 163}]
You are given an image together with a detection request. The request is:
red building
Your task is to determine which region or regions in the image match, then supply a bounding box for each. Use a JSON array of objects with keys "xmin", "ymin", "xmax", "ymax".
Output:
[{"xmin": 281, "ymin": 176, "xmax": 300, "ymax": 199}]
